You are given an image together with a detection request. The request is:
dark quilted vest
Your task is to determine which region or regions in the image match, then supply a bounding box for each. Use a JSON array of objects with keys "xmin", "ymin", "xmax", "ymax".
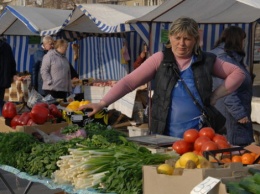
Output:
[{"xmin": 150, "ymin": 48, "xmax": 217, "ymax": 134}]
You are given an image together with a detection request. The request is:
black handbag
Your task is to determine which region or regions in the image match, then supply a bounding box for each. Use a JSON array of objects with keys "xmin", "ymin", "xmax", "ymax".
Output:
[
  {"xmin": 173, "ymin": 68, "xmax": 226, "ymax": 133},
  {"xmin": 201, "ymin": 105, "xmax": 226, "ymax": 134}
]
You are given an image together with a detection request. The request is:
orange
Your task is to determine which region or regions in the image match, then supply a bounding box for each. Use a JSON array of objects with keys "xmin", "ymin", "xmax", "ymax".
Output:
[
  {"xmin": 241, "ymin": 153, "xmax": 255, "ymax": 165},
  {"xmin": 220, "ymin": 158, "xmax": 232, "ymax": 164},
  {"xmin": 231, "ymin": 155, "xmax": 242, "ymax": 163}
]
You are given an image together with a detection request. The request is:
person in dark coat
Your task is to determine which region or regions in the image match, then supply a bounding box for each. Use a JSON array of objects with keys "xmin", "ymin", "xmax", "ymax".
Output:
[
  {"xmin": 78, "ymin": 17, "xmax": 245, "ymax": 138},
  {"xmin": 0, "ymin": 37, "xmax": 18, "ymax": 115},
  {"xmin": 210, "ymin": 26, "xmax": 254, "ymax": 146}
]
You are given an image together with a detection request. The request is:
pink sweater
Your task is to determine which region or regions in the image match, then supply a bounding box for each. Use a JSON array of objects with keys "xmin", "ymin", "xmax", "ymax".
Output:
[{"xmin": 102, "ymin": 51, "xmax": 245, "ymax": 105}]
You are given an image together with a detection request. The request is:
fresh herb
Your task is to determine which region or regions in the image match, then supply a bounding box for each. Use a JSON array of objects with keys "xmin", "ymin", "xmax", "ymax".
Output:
[
  {"xmin": 0, "ymin": 132, "xmax": 39, "ymax": 167},
  {"xmin": 61, "ymin": 124, "xmax": 81, "ymax": 134},
  {"xmin": 84, "ymin": 123, "xmax": 127, "ymax": 144},
  {"xmin": 52, "ymin": 136, "xmax": 179, "ymax": 193}
]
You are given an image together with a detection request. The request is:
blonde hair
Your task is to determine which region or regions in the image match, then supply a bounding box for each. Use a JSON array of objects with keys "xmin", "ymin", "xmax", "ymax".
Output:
[
  {"xmin": 167, "ymin": 17, "xmax": 201, "ymax": 55},
  {"xmin": 42, "ymin": 35, "xmax": 53, "ymax": 45},
  {"xmin": 54, "ymin": 39, "xmax": 68, "ymax": 49}
]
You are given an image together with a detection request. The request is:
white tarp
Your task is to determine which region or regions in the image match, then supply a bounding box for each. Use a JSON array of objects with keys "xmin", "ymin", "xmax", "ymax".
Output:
[
  {"xmin": 41, "ymin": 3, "xmax": 157, "ymax": 36},
  {"xmin": 0, "ymin": 5, "xmax": 71, "ymax": 35},
  {"xmin": 128, "ymin": 0, "xmax": 260, "ymax": 23}
]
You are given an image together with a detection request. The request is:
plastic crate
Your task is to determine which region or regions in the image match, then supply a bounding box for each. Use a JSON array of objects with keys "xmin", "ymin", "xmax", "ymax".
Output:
[{"xmin": 203, "ymin": 146, "xmax": 260, "ymax": 165}]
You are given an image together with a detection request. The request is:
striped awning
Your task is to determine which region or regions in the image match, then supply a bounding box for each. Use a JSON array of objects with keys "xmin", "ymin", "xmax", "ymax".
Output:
[
  {"xmin": 40, "ymin": 4, "xmax": 157, "ymax": 36},
  {"xmin": 0, "ymin": 5, "xmax": 71, "ymax": 36}
]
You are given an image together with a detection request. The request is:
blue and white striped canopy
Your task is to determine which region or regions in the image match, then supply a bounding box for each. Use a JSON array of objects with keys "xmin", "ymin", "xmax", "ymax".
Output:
[
  {"xmin": 0, "ymin": 5, "xmax": 71, "ymax": 36},
  {"xmin": 128, "ymin": 0, "xmax": 260, "ymax": 66},
  {"xmin": 41, "ymin": 4, "xmax": 157, "ymax": 36}
]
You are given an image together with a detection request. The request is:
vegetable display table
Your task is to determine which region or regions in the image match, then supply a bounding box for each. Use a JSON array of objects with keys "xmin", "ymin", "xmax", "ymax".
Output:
[{"xmin": 0, "ymin": 165, "xmax": 113, "ymax": 194}]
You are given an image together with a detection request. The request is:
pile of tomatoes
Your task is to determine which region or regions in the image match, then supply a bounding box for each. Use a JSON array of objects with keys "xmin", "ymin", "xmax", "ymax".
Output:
[
  {"xmin": 172, "ymin": 127, "xmax": 231, "ymax": 156},
  {"xmin": 2, "ymin": 102, "xmax": 62, "ymax": 129}
]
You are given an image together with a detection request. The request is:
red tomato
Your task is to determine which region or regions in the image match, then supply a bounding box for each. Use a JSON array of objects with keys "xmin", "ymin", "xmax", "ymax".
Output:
[
  {"xmin": 10, "ymin": 115, "xmax": 21, "ymax": 129},
  {"xmin": 183, "ymin": 128, "xmax": 199, "ymax": 143},
  {"xmin": 194, "ymin": 136, "xmax": 211, "ymax": 151},
  {"xmin": 172, "ymin": 140, "xmax": 192, "ymax": 155},
  {"xmin": 27, "ymin": 119, "xmax": 36, "ymax": 126},
  {"xmin": 200, "ymin": 141, "xmax": 218, "ymax": 154},
  {"xmin": 17, "ymin": 112, "xmax": 31, "ymax": 125},
  {"xmin": 199, "ymin": 127, "xmax": 215, "ymax": 140},
  {"xmin": 2, "ymin": 102, "xmax": 17, "ymax": 119},
  {"xmin": 34, "ymin": 102, "xmax": 49, "ymax": 109},
  {"xmin": 49, "ymin": 104, "xmax": 62, "ymax": 118},
  {"xmin": 30, "ymin": 105, "xmax": 49, "ymax": 124},
  {"xmin": 213, "ymin": 134, "xmax": 228, "ymax": 143},
  {"xmin": 216, "ymin": 139, "xmax": 231, "ymax": 150}
]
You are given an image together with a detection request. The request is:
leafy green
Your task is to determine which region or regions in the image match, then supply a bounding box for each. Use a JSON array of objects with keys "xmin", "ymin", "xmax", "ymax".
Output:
[
  {"xmin": 61, "ymin": 124, "xmax": 82, "ymax": 134},
  {"xmin": 84, "ymin": 123, "xmax": 127, "ymax": 144},
  {"xmin": 0, "ymin": 132, "xmax": 39, "ymax": 167}
]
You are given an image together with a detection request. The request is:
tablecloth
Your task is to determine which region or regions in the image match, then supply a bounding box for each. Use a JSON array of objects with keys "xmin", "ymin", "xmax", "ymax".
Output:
[{"xmin": 0, "ymin": 165, "xmax": 113, "ymax": 194}]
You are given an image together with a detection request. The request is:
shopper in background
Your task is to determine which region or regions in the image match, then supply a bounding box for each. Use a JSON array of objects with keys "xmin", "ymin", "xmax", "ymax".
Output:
[
  {"xmin": 133, "ymin": 43, "xmax": 148, "ymax": 70},
  {"xmin": 210, "ymin": 26, "xmax": 254, "ymax": 146},
  {"xmin": 32, "ymin": 35, "xmax": 54, "ymax": 96},
  {"xmin": 41, "ymin": 39, "xmax": 72, "ymax": 101},
  {"xmin": 0, "ymin": 37, "xmax": 18, "ymax": 115},
  {"xmin": 79, "ymin": 17, "xmax": 245, "ymax": 138}
]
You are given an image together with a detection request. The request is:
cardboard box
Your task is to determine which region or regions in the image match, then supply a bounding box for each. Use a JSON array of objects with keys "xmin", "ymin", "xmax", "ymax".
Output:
[
  {"xmin": 0, "ymin": 117, "xmax": 67, "ymax": 134},
  {"xmin": 127, "ymin": 124, "xmax": 149, "ymax": 137},
  {"xmin": 143, "ymin": 162, "xmax": 260, "ymax": 194}
]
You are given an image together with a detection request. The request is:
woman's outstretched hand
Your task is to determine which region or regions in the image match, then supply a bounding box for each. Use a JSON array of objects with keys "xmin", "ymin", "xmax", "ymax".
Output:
[{"xmin": 78, "ymin": 101, "xmax": 107, "ymax": 117}]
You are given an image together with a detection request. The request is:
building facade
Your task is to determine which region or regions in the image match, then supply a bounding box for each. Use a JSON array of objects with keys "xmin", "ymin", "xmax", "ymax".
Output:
[{"xmin": 4, "ymin": 0, "xmax": 164, "ymax": 8}]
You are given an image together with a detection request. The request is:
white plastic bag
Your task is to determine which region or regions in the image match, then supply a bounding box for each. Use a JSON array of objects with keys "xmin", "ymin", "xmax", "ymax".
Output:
[{"xmin": 27, "ymin": 88, "xmax": 43, "ymax": 108}]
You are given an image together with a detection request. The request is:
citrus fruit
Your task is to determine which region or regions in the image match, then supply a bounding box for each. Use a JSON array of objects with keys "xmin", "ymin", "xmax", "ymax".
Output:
[
  {"xmin": 179, "ymin": 152, "xmax": 199, "ymax": 167},
  {"xmin": 175, "ymin": 159, "xmax": 182, "ymax": 168},
  {"xmin": 220, "ymin": 158, "xmax": 232, "ymax": 163},
  {"xmin": 241, "ymin": 153, "xmax": 255, "ymax": 165},
  {"xmin": 157, "ymin": 164, "xmax": 174, "ymax": 175},
  {"xmin": 231, "ymin": 155, "xmax": 242, "ymax": 163}
]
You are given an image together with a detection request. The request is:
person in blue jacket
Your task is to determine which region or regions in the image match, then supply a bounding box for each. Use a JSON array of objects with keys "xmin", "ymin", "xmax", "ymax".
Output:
[
  {"xmin": 210, "ymin": 26, "xmax": 254, "ymax": 146},
  {"xmin": 32, "ymin": 35, "xmax": 54, "ymax": 96}
]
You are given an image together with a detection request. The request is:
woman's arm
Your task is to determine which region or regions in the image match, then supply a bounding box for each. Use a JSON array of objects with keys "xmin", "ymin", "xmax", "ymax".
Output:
[
  {"xmin": 211, "ymin": 58, "xmax": 245, "ymax": 105},
  {"xmin": 79, "ymin": 52, "xmax": 163, "ymax": 116}
]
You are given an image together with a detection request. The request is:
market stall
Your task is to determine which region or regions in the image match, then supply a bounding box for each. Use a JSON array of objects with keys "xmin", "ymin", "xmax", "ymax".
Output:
[{"xmin": 251, "ymin": 97, "xmax": 260, "ymax": 124}]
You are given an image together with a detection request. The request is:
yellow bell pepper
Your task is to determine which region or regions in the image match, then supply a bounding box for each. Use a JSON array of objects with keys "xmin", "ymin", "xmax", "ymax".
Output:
[
  {"xmin": 79, "ymin": 100, "xmax": 90, "ymax": 108},
  {"xmin": 66, "ymin": 100, "xmax": 80, "ymax": 111}
]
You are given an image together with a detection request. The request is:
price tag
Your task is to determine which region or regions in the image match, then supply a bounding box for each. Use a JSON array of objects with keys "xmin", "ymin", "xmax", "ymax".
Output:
[
  {"xmin": 71, "ymin": 115, "xmax": 83, "ymax": 121},
  {"xmin": 190, "ymin": 176, "xmax": 220, "ymax": 194}
]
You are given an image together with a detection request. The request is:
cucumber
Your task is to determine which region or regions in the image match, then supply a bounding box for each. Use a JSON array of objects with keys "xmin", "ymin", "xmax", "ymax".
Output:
[
  {"xmin": 226, "ymin": 182, "xmax": 252, "ymax": 194},
  {"xmin": 239, "ymin": 177, "xmax": 260, "ymax": 194},
  {"xmin": 248, "ymin": 168, "xmax": 260, "ymax": 175},
  {"xmin": 253, "ymin": 173, "xmax": 260, "ymax": 184}
]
